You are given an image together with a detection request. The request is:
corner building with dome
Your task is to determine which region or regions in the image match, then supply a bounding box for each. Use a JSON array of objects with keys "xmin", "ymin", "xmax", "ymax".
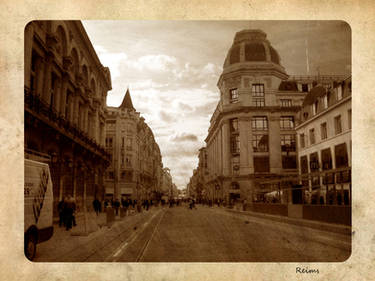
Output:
[{"xmin": 204, "ymin": 29, "xmax": 343, "ymax": 204}]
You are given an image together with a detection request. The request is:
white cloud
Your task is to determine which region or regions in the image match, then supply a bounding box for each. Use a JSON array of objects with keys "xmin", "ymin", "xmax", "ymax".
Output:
[{"xmin": 93, "ymin": 45, "xmax": 128, "ymax": 80}]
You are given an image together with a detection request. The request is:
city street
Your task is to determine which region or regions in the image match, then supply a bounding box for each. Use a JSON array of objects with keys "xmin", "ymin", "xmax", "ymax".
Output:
[{"xmin": 102, "ymin": 205, "xmax": 350, "ymax": 262}]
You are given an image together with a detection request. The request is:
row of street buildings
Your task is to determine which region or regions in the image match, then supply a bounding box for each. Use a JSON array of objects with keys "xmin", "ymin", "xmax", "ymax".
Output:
[
  {"xmin": 24, "ymin": 21, "xmax": 175, "ymax": 216},
  {"xmin": 187, "ymin": 30, "xmax": 351, "ymax": 211}
]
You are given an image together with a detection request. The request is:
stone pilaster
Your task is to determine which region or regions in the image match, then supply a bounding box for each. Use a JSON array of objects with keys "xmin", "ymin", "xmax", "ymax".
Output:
[
  {"xmin": 269, "ymin": 114, "xmax": 282, "ymax": 173},
  {"xmin": 222, "ymin": 120, "xmax": 231, "ymax": 176},
  {"xmin": 60, "ymin": 74, "xmax": 69, "ymax": 117},
  {"xmin": 42, "ymin": 55, "xmax": 53, "ymax": 104},
  {"xmin": 239, "ymin": 117, "xmax": 251, "ymax": 174}
]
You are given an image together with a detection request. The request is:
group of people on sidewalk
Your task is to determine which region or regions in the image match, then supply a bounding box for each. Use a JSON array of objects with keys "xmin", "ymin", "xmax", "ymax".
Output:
[{"xmin": 57, "ymin": 196, "xmax": 77, "ymax": 231}]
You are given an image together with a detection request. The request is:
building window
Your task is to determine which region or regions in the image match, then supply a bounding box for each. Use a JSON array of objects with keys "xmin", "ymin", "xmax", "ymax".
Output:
[
  {"xmin": 303, "ymin": 112, "xmax": 309, "ymax": 121},
  {"xmin": 254, "ymin": 156, "xmax": 270, "ymax": 173},
  {"xmin": 252, "ymin": 84, "xmax": 265, "ymax": 107},
  {"xmin": 327, "ymin": 91, "xmax": 332, "ymax": 106},
  {"xmin": 282, "ymin": 156, "xmax": 297, "ymax": 169},
  {"xmin": 230, "ymin": 118, "xmax": 239, "ymax": 133},
  {"xmin": 231, "ymin": 182, "xmax": 240, "ymax": 190},
  {"xmin": 337, "ymin": 85, "xmax": 343, "ymax": 101},
  {"xmin": 50, "ymin": 72, "xmax": 58, "ymax": 110},
  {"xmin": 309, "ymin": 128, "xmax": 315, "ymax": 145},
  {"xmin": 302, "ymin": 84, "xmax": 308, "ymax": 92},
  {"xmin": 309, "ymin": 152, "xmax": 320, "ymax": 187},
  {"xmin": 232, "ymin": 157, "xmax": 240, "ymax": 175},
  {"xmin": 300, "ymin": 133, "xmax": 305, "ymax": 148},
  {"xmin": 65, "ymin": 91, "xmax": 72, "ymax": 121},
  {"xmin": 108, "ymin": 171, "xmax": 114, "ymax": 179},
  {"xmin": 281, "ymin": 134, "xmax": 296, "ymax": 152},
  {"xmin": 126, "ymin": 155, "xmax": 132, "ymax": 167},
  {"xmin": 320, "ymin": 122, "xmax": 327, "ymax": 140},
  {"xmin": 126, "ymin": 138, "xmax": 132, "ymax": 150},
  {"xmin": 321, "ymin": 148, "xmax": 333, "ymax": 170},
  {"xmin": 323, "ymin": 95, "xmax": 328, "ymax": 109},
  {"xmin": 230, "ymin": 135, "xmax": 240, "ymax": 154},
  {"xmin": 309, "ymin": 152, "xmax": 319, "ymax": 171},
  {"xmin": 122, "ymin": 137, "xmax": 125, "ymax": 148},
  {"xmin": 312, "ymin": 100, "xmax": 318, "ymax": 115},
  {"xmin": 348, "ymin": 109, "xmax": 352, "ymax": 130},
  {"xmin": 335, "ymin": 143, "xmax": 348, "ymax": 168},
  {"xmin": 280, "ymin": 99, "xmax": 292, "ymax": 107},
  {"xmin": 280, "ymin": 116, "xmax": 294, "ymax": 130},
  {"xmin": 253, "ymin": 134, "xmax": 269, "ymax": 152},
  {"xmin": 105, "ymin": 137, "xmax": 113, "ymax": 147},
  {"xmin": 121, "ymin": 154, "xmax": 124, "ymax": 165},
  {"xmin": 334, "ymin": 115, "xmax": 342, "ymax": 135},
  {"xmin": 230, "ymin": 88, "xmax": 238, "ymax": 103},
  {"xmin": 252, "ymin": 116, "xmax": 268, "ymax": 130}
]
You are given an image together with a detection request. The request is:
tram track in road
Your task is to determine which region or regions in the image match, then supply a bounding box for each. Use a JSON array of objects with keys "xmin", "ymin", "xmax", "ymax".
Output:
[
  {"xmin": 106, "ymin": 208, "xmax": 166, "ymax": 262},
  {"xmin": 136, "ymin": 207, "xmax": 166, "ymax": 262}
]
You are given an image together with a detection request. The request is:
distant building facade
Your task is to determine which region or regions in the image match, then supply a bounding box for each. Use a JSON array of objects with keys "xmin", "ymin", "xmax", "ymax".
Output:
[
  {"xmin": 296, "ymin": 76, "xmax": 351, "ymax": 205},
  {"xmin": 161, "ymin": 167, "xmax": 173, "ymax": 198},
  {"xmin": 24, "ymin": 21, "xmax": 112, "ymax": 215},
  {"xmin": 104, "ymin": 90, "xmax": 163, "ymax": 201}
]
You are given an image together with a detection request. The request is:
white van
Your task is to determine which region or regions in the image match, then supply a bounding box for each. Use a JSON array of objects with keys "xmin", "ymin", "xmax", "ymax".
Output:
[{"xmin": 24, "ymin": 153, "xmax": 54, "ymax": 260}]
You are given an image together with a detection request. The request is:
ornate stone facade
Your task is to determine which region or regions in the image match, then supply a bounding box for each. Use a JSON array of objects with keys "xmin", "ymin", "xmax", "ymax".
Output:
[
  {"xmin": 104, "ymin": 90, "xmax": 164, "ymax": 201},
  {"xmin": 24, "ymin": 21, "xmax": 112, "ymax": 215},
  {"xmin": 296, "ymin": 76, "xmax": 351, "ymax": 205},
  {"xmin": 203, "ymin": 29, "xmax": 346, "ymax": 204}
]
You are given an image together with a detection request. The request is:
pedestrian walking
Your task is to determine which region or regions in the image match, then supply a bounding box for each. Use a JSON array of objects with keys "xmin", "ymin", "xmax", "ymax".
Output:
[
  {"xmin": 114, "ymin": 199, "xmax": 120, "ymax": 216},
  {"xmin": 58, "ymin": 198, "xmax": 65, "ymax": 227},
  {"xmin": 64, "ymin": 196, "xmax": 75, "ymax": 230},
  {"xmin": 93, "ymin": 198, "xmax": 101, "ymax": 216}
]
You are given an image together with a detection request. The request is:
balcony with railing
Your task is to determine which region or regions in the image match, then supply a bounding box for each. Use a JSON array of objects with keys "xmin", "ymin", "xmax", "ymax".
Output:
[{"xmin": 25, "ymin": 87, "xmax": 110, "ymax": 161}]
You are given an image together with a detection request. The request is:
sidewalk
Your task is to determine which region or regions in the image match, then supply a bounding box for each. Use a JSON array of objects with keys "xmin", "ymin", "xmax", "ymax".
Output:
[
  {"xmin": 34, "ymin": 207, "xmax": 160, "ymax": 262},
  {"xmin": 198, "ymin": 203, "xmax": 351, "ymax": 235},
  {"xmin": 224, "ymin": 207, "xmax": 352, "ymax": 235}
]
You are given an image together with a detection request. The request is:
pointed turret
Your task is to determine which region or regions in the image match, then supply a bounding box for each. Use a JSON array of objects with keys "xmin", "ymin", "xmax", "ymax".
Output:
[{"xmin": 119, "ymin": 88, "xmax": 135, "ymax": 111}]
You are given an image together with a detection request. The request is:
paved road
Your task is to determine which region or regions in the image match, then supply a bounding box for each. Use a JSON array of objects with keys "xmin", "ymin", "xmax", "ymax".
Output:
[{"xmin": 105, "ymin": 205, "xmax": 351, "ymax": 262}]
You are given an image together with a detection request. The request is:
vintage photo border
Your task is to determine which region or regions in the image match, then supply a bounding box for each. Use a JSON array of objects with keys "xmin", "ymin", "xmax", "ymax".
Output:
[{"xmin": 0, "ymin": 0, "xmax": 374, "ymax": 280}]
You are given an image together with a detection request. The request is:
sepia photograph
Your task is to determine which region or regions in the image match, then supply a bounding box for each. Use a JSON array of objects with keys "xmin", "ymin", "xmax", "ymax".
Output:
[{"xmin": 23, "ymin": 20, "xmax": 352, "ymax": 263}]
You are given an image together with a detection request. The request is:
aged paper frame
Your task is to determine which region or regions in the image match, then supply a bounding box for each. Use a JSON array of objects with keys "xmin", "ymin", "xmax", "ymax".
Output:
[{"xmin": 0, "ymin": 0, "xmax": 374, "ymax": 280}]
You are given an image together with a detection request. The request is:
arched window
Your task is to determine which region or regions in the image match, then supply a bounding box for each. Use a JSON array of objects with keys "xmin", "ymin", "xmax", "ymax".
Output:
[
  {"xmin": 55, "ymin": 26, "xmax": 67, "ymax": 56},
  {"xmin": 71, "ymin": 48, "xmax": 79, "ymax": 77},
  {"xmin": 82, "ymin": 65, "xmax": 88, "ymax": 86},
  {"xmin": 90, "ymin": 79, "xmax": 96, "ymax": 96}
]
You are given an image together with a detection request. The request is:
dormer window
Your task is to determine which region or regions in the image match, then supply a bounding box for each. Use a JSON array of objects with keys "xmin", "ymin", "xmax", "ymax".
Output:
[
  {"xmin": 337, "ymin": 85, "xmax": 343, "ymax": 101},
  {"xmin": 323, "ymin": 95, "xmax": 328, "ymax": 109},
  {"xmin": 312, "ymin": 100, "xmax": 318, "ymax": 115},
  {"xmin": 303, "ymin": 112, "xmax": 309, "ymax": 120},
  {"xmin": 301, "ymin": 84, "xmax": 309, "ymax": 92},
  {"xmin": 230, "ymin": 88, "xmax": 238, "ymax": 103}
]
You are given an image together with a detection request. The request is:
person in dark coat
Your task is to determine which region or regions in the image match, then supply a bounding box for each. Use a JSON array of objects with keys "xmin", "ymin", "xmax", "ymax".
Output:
[
  {"xmin": 114, "ymin": 199, "xmax": 120, "ymax": 216},
  {"xmin": 58, "ymin": 199, "xmax": 65, "ymax": 227},
  {"xmin": 93, "ymin": 198, "xmax": 101, "ymax": 216},
  {"xmin": 64, "ymin": 196, "xmax": 75, "ymax": 230}
]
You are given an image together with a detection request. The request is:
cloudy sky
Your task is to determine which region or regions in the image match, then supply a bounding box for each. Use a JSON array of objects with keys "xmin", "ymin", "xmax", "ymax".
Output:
[{"xmin": 82, "ymin": 20, "xmax": 351, "ymax": 189}]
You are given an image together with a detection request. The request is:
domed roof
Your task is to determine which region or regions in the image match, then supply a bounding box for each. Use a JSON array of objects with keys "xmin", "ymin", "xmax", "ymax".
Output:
[{"xmin": 224, "ymin": 29, "xmax": 282, "ymax": 68}]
